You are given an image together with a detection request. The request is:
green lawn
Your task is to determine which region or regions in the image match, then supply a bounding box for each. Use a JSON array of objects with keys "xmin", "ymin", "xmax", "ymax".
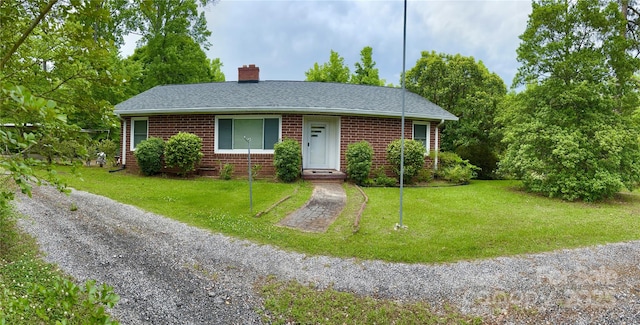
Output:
[{"xmin": 57, "ymin": 166, "xmax": 640, "ymax": 264}]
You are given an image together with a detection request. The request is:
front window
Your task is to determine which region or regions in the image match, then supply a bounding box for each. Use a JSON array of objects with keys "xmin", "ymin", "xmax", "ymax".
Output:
[
  {"xmin": 216, "ymin": 116, "xmax": 280, "ymax": 153},
  {"xmin": 130, "ymin": 118, "xmax": 148, "ymax": 150},
  {"xmin": 413, "ymin": 121, "xmax": 430, "ymax": 153}
]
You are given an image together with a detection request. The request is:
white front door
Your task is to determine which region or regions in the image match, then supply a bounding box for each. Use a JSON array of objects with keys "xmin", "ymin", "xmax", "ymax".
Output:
[
  {"xmin": 308, "ymin": 124, "xmax": 328, "ymax": 168},
  {"xmin": 303, "ymin": 117, "xmax": 340, "ymax": 170}
]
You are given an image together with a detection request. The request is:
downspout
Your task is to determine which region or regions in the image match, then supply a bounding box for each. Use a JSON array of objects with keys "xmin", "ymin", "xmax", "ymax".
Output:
[
  {"xmin": 108, "ymin": 115, "xmax": 127, "ymax": 173},
  {"xmin": 434, "ymin": 119, "xmax": 445, "ymax": 171},
  {"xmin": 120, "ymin": 116, "xmax": 127, "ymax": 167}
]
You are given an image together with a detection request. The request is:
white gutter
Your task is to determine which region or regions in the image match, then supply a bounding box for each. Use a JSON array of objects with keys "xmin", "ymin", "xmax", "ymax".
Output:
[{"xmin": 113, "ymin": 106, "xmax": 459, "ymax": 121}]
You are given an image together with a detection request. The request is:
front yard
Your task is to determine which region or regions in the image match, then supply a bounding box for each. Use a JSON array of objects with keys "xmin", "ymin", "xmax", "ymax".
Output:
[{"xmin": 57, "ymin": 166, "xmax": 640, "ymax": 264}]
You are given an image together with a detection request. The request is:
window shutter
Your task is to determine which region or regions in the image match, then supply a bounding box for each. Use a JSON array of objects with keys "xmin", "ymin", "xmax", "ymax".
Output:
[
  {"xmin": 263, "ymin": 118, "xmax": 279, "ymax": 149},
  {"xmin": 218, "ymin": 119, "xmax": 233, "ymax": 149}
]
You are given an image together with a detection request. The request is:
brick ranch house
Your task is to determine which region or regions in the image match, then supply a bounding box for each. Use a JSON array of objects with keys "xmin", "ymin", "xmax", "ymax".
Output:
[{"xmin": 114, "ymin": 65, "xmax": 458, "ymax": 179}]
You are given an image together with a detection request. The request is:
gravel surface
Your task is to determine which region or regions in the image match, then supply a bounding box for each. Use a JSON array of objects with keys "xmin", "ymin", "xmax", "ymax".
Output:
[{"xmin": 14, "ymin": 185, "xmax": 640, "ymax": 324}]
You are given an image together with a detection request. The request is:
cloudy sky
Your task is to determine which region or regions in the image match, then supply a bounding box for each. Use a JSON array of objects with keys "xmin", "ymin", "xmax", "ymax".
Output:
[{"xmin": 123, "ymin": 0, "xmax": 533, "ymax": 88}]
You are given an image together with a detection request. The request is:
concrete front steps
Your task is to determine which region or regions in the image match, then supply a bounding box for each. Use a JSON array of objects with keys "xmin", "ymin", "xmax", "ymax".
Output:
[{"xmin": 302, "ymin": 169, "xmax": 346, "ymax": 182}]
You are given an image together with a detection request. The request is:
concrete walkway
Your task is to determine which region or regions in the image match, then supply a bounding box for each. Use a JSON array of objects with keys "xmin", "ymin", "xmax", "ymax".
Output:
[{"xmin": 277, "ymin": 182, "xmax": 346, "ymax": 232}]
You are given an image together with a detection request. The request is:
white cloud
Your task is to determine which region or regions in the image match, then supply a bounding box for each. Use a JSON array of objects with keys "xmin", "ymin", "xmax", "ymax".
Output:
[{"xmin": 123, "ymin": 0, "xmax": 532, "ymax": 87}]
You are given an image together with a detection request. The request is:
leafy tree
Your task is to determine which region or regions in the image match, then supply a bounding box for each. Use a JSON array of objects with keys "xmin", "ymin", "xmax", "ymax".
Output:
[
  {"xmin": 125, "ymin": 34, "xmax": 215, "ymax": 93},
  {"xmin": 121, "ymin": 0, "xmax": 224, "ymax": 94},
  {"xmin": 499, "ymin": 0, "xmax": 640, "ymax": 201},
  {"xmin": 208, "ymin": 58, "xmax": 226, "ymax": 82},
  {"xmin": 406, "ymin": 51, "xmax": 506, "ymax": 179},
  {"xmin": 351, "ymin": 46, "xmax": 385, "ymax": 86},
  {"xmin": 0, "ymin": 85, "xmax": 72, "ymax": 204},
  {"xmin": 305, "ymin": 50, "xmax": 350, "ymax": 83},
  {"xmin": 0, "ymin": 0, "xmax": 125, "ymax": 203},
  {"xmin": 128, "ymin": 0, "xmax": 216, "ymax": 49},
  {"xmin": 1, "ymin": 0, "xmax": 126, "ymax": 140},
  {"xmin": 607, "ymin": 1, "xmax": 640, "ymax": 71}
]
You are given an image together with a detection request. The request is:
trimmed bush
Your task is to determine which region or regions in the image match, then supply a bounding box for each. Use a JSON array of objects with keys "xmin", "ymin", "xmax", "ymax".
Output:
[
  {"xmin": 164, "ymin": 132, "xmax": 204, "ymax": 177},
  {"xmin": 386, "ymin": 139, "xmax": 426, "ymax": 183},
  {"xmin": 346, "ymin": 140, "xmax": 374, "ymax": 185},
  {"xmin": 434, "ymin": 151, "xmax": 480, "ymax": 184},
  {"xmin": 134, "ymin": 137, "xmax": 165, "ymax": 176},
  {"xmin": 273, "ymin": 138, "xmax": 301, "ymax": 183}
]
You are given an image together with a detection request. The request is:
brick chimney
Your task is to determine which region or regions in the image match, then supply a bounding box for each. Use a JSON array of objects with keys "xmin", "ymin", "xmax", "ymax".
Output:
[{"xmin": 238, "ymin": 64, "xmax": 259, "ymax": 83}]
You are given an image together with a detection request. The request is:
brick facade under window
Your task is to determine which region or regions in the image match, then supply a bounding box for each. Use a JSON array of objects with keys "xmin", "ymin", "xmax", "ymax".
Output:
[{"xmin": 121, "ymin": 114, "xmax": 438, "ymax": 177}]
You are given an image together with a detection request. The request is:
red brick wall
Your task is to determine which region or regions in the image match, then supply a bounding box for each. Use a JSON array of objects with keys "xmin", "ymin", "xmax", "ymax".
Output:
[
  {"xmin": 123, "ymin": 114, "xmax": 215, "ymax": 173},
  {"xmin": 207, "ymin": 114, "xmax": 302, "ymax": 176},
  {"xmin": 122, "ymin": 114, "xmax": 439, "ymax": 177},
  {"xmin": 339, "ymin": 116, "xmax": 436, "ymax": 175},
  {"xmin": 123, "ymin": 114, "xmax": 303, "ymax": 176}
]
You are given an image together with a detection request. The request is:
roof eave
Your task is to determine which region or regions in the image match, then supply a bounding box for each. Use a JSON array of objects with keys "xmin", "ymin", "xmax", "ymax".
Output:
[{"xmin": 113, "ymin": 106, "xmax": 459, "ymax": 121}]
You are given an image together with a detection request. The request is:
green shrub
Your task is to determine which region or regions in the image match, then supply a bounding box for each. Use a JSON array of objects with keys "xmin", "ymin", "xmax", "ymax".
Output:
[
  {"xmin": 134, "ymin": 137, "xmax": 165, "ymax": 176},
  {"xmin": 436, "ymin": 151, "xmax": 463, "ymax": 168},
  {"xmin": 416, "ymin": 168, "xmax": 434, "ymax": 183},
  {"xmin": 434, "ymin": 151, "xmax": 480, "ymax": 184},
  {"xmin": 499, "ymin": 81, "xmax": 640, "ymax": 202},
  {"xmin": 372, "ymin": 166, "xmax": 397, "ymax": 187},
  {"xmin": 60, "ymin": 139, "xmax": 89, "ymax": 163},
  {"xmin": 375, "ymin": 175, "xmax": 397, "ymax": 187},
  {"xmin": 273, "ymin": 138, "xmax": 301, "ymax": 183},
  {"xmin": 251, "ymin": 164, "xmax": 263, "ymax": 179},
  {"xmin": 220, "ymin": 163, "xmax": 234, "ymax": 180},
  {"xmin": 346, "ymin": 141, "xmax": 374, "ymax": 185},
  {"xmin": 164, "ymin": 132, "xmax": 204, "ymax": 177},
  {"xmin": 386, "ymin": 139, "xmax": 426, "ymax": 184},
  {"xmin": 456, "ymin": 143, "xmax": 499, "ymax": 180}
]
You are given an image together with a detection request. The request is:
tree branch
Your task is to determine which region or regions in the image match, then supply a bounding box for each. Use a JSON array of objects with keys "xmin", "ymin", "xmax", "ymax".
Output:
[
  {"xmin": 0, "ymin": 0, "xmax": 59, "ymax": 71},
  {"xmin": 0, "ymin": 60, "xmax": 44, "ymax": 81},
  {"xmin": 36, "ymin": 71, "xmax": 83, "ymax": 97}
]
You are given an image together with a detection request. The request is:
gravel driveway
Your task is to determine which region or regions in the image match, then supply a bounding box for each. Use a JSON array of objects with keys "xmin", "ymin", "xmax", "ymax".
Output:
[{"xmin": 14, "ymin": 185, "xmax": 640, "ymax": 324}]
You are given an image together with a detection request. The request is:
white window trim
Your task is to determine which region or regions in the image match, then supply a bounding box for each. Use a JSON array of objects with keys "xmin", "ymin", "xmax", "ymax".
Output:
[
  {"xmin": 130, "ymin": 117, "xmax": 149, "ymax": 151},
  {"xmin": 412, "ymin": 121, "xmax": 431, "ymax": 154},
  {"xmin": 215, "ymin": 115, "xmax": 282, "ymax": 154}
]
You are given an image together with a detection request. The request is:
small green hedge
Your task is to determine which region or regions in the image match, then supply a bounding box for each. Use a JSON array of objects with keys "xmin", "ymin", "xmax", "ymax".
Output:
[
  {"xmin": 134, "ymin": 137, "xmax": 165, "ymax": 176},
  {"xmin": 164, "ymin": 132, "xmax": 204, "ymax": 177},
  {"xmin": 434, "ymin": 151, "xmax": 480, "ymax": 184},
  {"xmin": 273, "ymin": 138, "xmax": 301, "ymax": 182},
  {"xmin": 346, "ymin": 141, "xmax": 374, "ymax": 185},
  {"xmin": 386, "ymin": 139, "xmax": 426, "ymax": 184}
]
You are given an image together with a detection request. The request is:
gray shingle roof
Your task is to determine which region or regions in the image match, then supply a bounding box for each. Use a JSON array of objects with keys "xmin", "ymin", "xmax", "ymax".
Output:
[{"xmin": 114, "ymin": 81, "xmax": 458, "ymax": 121}]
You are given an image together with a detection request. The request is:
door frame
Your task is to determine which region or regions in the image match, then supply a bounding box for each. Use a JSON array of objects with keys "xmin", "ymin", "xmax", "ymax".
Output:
[{"xmin": 302, "ymin": 116, "xmax": 340, "ymax": 170}]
